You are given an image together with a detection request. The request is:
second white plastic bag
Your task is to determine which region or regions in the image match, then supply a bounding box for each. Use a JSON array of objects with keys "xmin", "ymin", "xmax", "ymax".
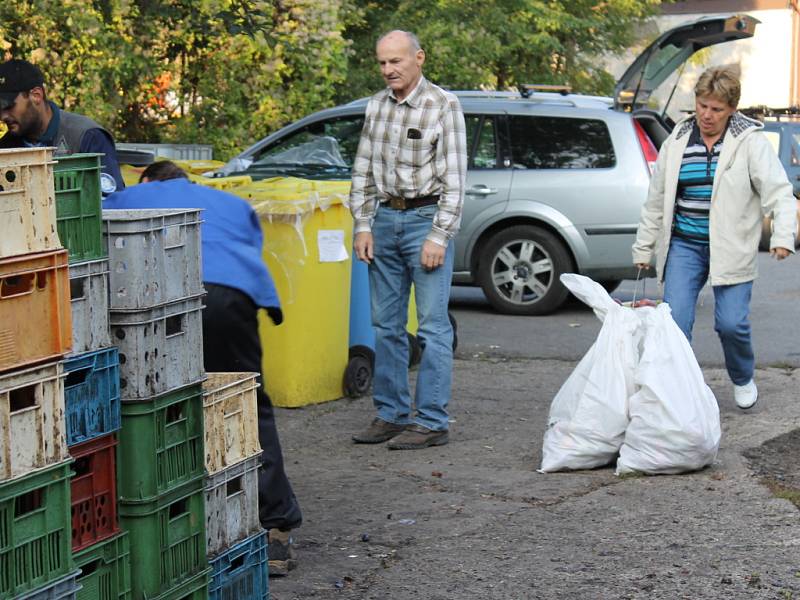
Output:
[{"xmin": 616, "ymin": 303, "xmax": 721, "ymax": 475}]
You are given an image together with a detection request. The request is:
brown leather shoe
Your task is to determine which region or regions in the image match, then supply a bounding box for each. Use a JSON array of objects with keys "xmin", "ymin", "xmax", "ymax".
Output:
[
  {"xmin": 352, "ymin": 418, "xmax": 407, "ymax": 444},
  {"xmin": 387, "ymin": 424, "xmax": 449, "ymax": 450}
]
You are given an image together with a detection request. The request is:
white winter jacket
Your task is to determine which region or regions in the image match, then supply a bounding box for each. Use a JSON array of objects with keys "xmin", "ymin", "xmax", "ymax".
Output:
[{"xmin": 632, "ymin": 112, "xmax": 797, "ymax": 285}]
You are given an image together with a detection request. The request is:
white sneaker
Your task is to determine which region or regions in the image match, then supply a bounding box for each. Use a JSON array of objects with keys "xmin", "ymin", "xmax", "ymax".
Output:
[{"xmin": 734, "ymin": 379, "xmax": 758, "ymax": 409}]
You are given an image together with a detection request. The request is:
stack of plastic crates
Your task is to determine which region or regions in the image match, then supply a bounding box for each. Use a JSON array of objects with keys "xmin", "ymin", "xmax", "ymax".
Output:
[
  {"xmin": 0, "ymin": 147, "xmax": 80, "ymax": 599},
  {"xmin": 52, "ymin": 154, "xmax": 130, "ymax": 600},
  {"xmin": 103, "ymin": 207, "xmax": 209, "ymax": 600},
  {"xmin": 203, "ymin": 373, "xmax": 268, "ymax": 600}
]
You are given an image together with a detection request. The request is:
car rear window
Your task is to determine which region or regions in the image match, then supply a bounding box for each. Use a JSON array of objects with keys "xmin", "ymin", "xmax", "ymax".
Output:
[{"xmin": 508, "ymin": 116, "xmax": 616, "ymax": 169}]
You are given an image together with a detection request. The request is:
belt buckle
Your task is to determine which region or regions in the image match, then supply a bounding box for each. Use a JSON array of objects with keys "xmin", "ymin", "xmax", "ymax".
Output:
[{"xmin": 388, "ymin": 195, "xmax": 407, "ymax": 210}]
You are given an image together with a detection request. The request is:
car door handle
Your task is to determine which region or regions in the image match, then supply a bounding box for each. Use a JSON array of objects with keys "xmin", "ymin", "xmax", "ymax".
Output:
[{"xmin": 466, "ymin": 185, "xmax": 498, "ymax": 197}]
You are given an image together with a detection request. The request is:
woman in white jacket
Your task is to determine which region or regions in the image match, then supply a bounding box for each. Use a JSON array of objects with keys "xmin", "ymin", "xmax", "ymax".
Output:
[{"xmin": 632, "ymin": 65, "xmax": 796, "ymax": 410}]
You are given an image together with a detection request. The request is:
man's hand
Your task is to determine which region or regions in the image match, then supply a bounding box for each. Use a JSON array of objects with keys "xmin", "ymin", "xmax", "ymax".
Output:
[
  {"xmin": 635, "ymin": 263, "xmax": 651, "ymax": 271},
  {"xmin": 770, "ymin": 247, "xmax": 790, "ymax": 260},
  {"xmin": 354, "ymin": 232, "xmax": 374, "ymax": 264},
  {"xmin": 421, "ymin": 240, "xmax": 445, "ymax": 271}
]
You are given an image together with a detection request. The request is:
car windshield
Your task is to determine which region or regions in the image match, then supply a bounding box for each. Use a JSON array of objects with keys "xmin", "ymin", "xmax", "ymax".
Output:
[{"xmin": 232, "ymin": 116, "xmax": 364, "ymax": 180}]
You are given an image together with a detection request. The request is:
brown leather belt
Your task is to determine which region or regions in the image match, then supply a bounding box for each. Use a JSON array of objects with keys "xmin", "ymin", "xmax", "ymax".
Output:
[{"xmin": 384, "ymin": 194, "xmax": 439, "ymax": 210}]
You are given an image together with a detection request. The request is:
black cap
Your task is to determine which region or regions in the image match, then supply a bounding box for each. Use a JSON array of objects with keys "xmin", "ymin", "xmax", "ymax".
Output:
[{"xmin": 0, "ymin": 60, "xmax": 45, "ymax": 110}]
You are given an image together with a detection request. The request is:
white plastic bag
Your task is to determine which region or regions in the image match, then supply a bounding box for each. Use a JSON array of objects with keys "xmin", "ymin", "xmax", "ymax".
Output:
[
  {"xmin": 539, "ymin": 274, "xmax": 642, "ymax": 472},
  {"xmin": 615, "ymin": 303, "xmax": 721, "ymax": 475}
]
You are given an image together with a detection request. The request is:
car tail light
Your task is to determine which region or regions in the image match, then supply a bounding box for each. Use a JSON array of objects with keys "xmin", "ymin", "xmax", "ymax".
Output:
[{"xmin": 634, "ymin": 120, "xmax": 658, "ymax": 176}]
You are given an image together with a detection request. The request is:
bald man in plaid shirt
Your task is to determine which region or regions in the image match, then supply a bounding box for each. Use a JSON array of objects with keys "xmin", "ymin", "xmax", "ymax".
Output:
[{"xmin": 350, "ymin": 30, "xmax": 467, "ymax": 450}]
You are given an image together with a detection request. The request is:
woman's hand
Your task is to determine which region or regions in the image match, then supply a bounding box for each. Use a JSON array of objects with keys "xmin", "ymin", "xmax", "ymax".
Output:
[{"xmin": 770, "ymin": 247, "xmax": 791, "ymax": 260}]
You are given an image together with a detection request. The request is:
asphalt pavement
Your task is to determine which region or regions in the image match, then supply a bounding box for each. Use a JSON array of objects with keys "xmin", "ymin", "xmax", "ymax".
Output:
[
  {"xmin": 269, "ymin": 358, "xmax": 800, "ymax": 599},
  {"xmin": 449, "ymin": 250, "xmax": 800, "ymax": 368}
]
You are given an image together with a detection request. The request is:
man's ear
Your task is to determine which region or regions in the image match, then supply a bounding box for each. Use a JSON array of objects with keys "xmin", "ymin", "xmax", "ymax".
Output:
[
  {"xmin": 416, "ymin": 49, "xmax": 425, "ymax": 68},
  {"xmin": 27, "ymin": 86, "xmax": 46, "ymax": 105}
]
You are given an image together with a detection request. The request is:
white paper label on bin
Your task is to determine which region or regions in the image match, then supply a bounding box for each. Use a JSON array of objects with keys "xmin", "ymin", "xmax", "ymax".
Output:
[{"xmin": 318, "ymin": 230, "xmax": 348, "ymax": 263}]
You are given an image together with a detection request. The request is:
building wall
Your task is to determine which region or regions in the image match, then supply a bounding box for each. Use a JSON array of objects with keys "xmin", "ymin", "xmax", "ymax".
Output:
[{"xmin": 604, "ymin": 3, "xmax": 798, "ymax": 119}]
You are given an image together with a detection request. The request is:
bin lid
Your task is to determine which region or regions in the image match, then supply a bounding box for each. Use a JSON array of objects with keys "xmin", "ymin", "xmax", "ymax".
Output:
[{"xmin": 230, "ymin": 177, "xmax": 351, "ymax": 217}]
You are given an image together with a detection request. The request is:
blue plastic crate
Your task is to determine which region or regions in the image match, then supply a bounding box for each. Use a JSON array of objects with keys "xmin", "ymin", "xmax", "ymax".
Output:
[
  {"xmin": 208, "ymin": 531, "xmax": 268, "ymax": 600},
  {"xmin": 63, "ymin": 347, "xmax": 121, "ymax": 447}
]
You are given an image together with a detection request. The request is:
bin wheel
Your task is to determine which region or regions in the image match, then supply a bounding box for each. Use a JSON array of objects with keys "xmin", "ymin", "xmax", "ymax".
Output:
[
  {"xmin": 407, "ymin": 332, "xmax": 423, "ymax": 368},
  {"xmin": 344, "ymin": 346, "xmax": 374, "ymax": 398},
  {"xmin": 448, "ymin": 311, "xmax": 458, "ymax": 353}
]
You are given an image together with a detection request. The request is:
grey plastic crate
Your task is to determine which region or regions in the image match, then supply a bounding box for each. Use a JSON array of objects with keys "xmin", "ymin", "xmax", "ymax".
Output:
[
  {"xmin": 17, "ymin": 570, "xmax": 81, "ymax": 600},
  {"xmin": 115, "ymin": 143, "xmax": 213, "ymax": 161},
  {"xmin": 68, "ymin": 258, "xmax": 111, "ymax": 354},
  {"xmin": 103, "ymin": 209, "xmax": 204, "ymax": 310},
  {"xmin": 110, "ymin": 294, "xmax": 205, "ymax": 401},
  {"xmin": 204, "ymin": 452, "xmax": 262, "ymax": 558}
]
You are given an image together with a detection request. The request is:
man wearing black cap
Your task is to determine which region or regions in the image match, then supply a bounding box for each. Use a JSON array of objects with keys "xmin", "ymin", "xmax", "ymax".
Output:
[{"xmin": 0, "ymin": 59, "xmax": 125, "ymax": 194}]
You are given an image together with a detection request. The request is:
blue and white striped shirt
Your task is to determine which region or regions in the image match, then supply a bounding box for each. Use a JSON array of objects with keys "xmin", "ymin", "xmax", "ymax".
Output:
[{"xmin": 673, "ymin": 122, "xmax": 726, "ymax": 244}]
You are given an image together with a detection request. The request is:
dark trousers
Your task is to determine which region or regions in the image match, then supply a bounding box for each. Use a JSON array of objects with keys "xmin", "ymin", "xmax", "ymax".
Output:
[{"xmin": 203, "ymin": 283, "xmax": 302, "ymax": 531}]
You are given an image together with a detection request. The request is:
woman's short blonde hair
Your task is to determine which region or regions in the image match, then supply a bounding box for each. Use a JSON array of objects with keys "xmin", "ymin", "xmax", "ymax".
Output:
[{"xmin": 694, "ymin": 65, "xmax": 741, "ymax": 108}]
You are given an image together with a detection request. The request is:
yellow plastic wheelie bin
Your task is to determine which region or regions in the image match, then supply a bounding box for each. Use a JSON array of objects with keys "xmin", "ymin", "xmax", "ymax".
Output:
[{"xmin": 235, "ymin": 177, "xmax": 353, "ymax": 407}]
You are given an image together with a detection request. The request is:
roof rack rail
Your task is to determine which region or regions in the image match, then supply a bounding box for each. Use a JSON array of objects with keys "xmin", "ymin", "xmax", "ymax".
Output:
[
  {"xmin": 740, "ymin": 105, "xmax": 800, "ymax": 120},
  {"xmin": 518, "ymin": 84, "xmax": 572, "ymax": 98}
]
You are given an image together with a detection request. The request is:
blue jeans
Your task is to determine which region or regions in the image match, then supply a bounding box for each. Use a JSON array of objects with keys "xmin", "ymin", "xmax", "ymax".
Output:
[
  {"xmin": 663, "ymin": 236, "xmax": 754, "ymax": 385},
  {"xmin": 368, "ymin": 204, "xmax": 454, "ymax": 431}
]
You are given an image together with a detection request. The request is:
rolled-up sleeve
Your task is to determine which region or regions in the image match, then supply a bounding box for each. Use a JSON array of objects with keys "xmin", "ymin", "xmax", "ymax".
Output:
[
  {"xmin": 349, "ymin": 104, "xmax": 378, "ymax": 235},
  {"xmin": 428, "ymin": 100, "xmax": 467, "ymax": 247}
]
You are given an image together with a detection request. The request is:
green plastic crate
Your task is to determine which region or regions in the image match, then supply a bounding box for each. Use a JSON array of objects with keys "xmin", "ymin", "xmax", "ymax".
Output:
[
  {"xmin": 0, "ymin": 460, "xmax": 75, "ymax": 599},
  {"xmin": 117, "ymin": 384, "xmax": 204, "ymax": 503},
  {"xmin": 119, "ymin": 476, "xmax": 208, "ymax": 599},
  {"xmin": 54, "ymin": 154, "xmax": 105, "ymax": 263},
  {"xmin": 148, "ymin": 568, "xmax": 209, "ymax": 600},
  {"xmin": 73, "ymin": 531, "xmax": 131, "ymax": 600}
]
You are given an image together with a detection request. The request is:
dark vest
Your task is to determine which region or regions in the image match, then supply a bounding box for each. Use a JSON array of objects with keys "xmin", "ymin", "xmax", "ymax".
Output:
[{"xmin": 54, "ymin": 109, "xmax": 113, "ymax": 155}]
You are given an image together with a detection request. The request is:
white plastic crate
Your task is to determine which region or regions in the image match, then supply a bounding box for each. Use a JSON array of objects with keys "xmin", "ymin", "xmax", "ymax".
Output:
[
  {"xmin": 69, "ymin": 258, "xmax": 111, "ymax": 354},
  {"xmin": 204, "ymin": 453, "xmax": 262, "ymax": 558},
  {"xmin": 0, "ymin": 147, "xmax": 60, "ymax": 259},
  {"xmin": 17, "ymin": 570, "xmax": 81, "ymax": 600},
  {"xmin": 203, "ymin": 373, "xmax": 261, "ymax": 475},
  {"xmin": 0, "ymin": 361, "xmax": 68, "ymax": 481},
  {"xmin": 103, "ymin": 208, "xmax": 204, "ymax": 310},
  {"xmin": 110, "ymin": 294, "xmax": 205, "ymax": 400}
]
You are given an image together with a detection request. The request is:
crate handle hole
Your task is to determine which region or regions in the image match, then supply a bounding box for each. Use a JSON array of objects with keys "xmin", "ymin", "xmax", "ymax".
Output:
[
  {"xmin": 5, "ymin": 169, "xmax": 16, "ymax": 182},
  {"xmin": 80, "ymin": 559, "xmax": 102, "ymax": 577},
  {"xmin": 9, "ymin": 385, "xmax": 37, "ymax": 412},
  {"xmin": 168, "ymin": 498, "xmax": 188, "ymax": 519},
  {"xmin": 115, "ymin": 328, "xmax": 126, "ymax": 340},
  {"xmin": 36, "ymin": 271, "xmax": 47, "ymax": 289},
  {"xmin": 165, "ymin": 315, "xmax": 183, "ymax": 336},
  {"xmin": 166, "ymin": 403, "xmax": 184, "ymax": 423},
  {"xmin": 70, "ymin": 277, "xmax": 87, "ymax": 300},
  {"xmin": 230, "ymin": 554, "xmax": 246, "ymax": 570},
  {"xmin": 15, "ymin": 489, "xmax": 43, "ymax": 516},
  {"xmin": 65, "ymin": 367, "xmax": 91, "ymax": 388},
  {"xmin": 73, "ymin": 456, "xmax": 92, "ymax": 477},
  {"xmin": 226, "ymin": 476, "xmax": 243, "ymax": 497},
  {"xmin": 0, "ymin": 273, "xmax": 35, "ymax": 298}
]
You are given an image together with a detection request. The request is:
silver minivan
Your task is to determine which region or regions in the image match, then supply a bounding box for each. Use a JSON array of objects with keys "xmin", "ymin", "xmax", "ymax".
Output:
[{"xmin": 215, "ymin": 14, "xmax": 757, "ymax": 314}]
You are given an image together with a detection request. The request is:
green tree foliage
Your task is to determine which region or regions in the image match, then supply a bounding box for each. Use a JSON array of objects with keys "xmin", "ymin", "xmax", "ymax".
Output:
[
  {"xmin": 339, "ymin": 0, "xmax": 663, "ymax": 100},
  {"xmin": 0, "ymin": 0, "xmax": 350, "ymax": 159},
  {"xmin": 0, "ymin": 1, "xmax": 662, "ymax": 159}
]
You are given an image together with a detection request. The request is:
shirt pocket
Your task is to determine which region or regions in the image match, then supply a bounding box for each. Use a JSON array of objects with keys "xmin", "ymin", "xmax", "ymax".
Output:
[{"xmin": 399, "ymin": 128, "xmax": 438, "ymax": 165}]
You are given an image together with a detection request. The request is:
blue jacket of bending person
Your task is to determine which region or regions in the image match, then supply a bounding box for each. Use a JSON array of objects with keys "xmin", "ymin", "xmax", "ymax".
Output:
[{"xmin": 104, "ymin": 177, "xmax": 281, "ymax": 312}]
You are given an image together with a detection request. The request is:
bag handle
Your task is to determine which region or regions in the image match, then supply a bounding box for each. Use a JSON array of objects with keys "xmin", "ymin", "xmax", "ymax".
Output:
[{"xmin": 631, "ymin": 267, "xmax": 647, "ymax": 307}]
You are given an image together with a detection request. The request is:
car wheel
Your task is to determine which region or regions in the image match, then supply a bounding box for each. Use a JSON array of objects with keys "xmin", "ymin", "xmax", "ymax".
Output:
[
  {"xmin": 343, "ymin": 345, "xmax": 374, "ymax": 398},
  {"xmin": 478, "ymin": 225, "xmax": 572, "ymax": 315}
]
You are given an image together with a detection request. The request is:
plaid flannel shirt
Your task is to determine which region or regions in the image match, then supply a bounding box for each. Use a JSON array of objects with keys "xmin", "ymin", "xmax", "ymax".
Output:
[{"xmin": 349, "ymin": 77, "xmax": 467, "ymax": 247}]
